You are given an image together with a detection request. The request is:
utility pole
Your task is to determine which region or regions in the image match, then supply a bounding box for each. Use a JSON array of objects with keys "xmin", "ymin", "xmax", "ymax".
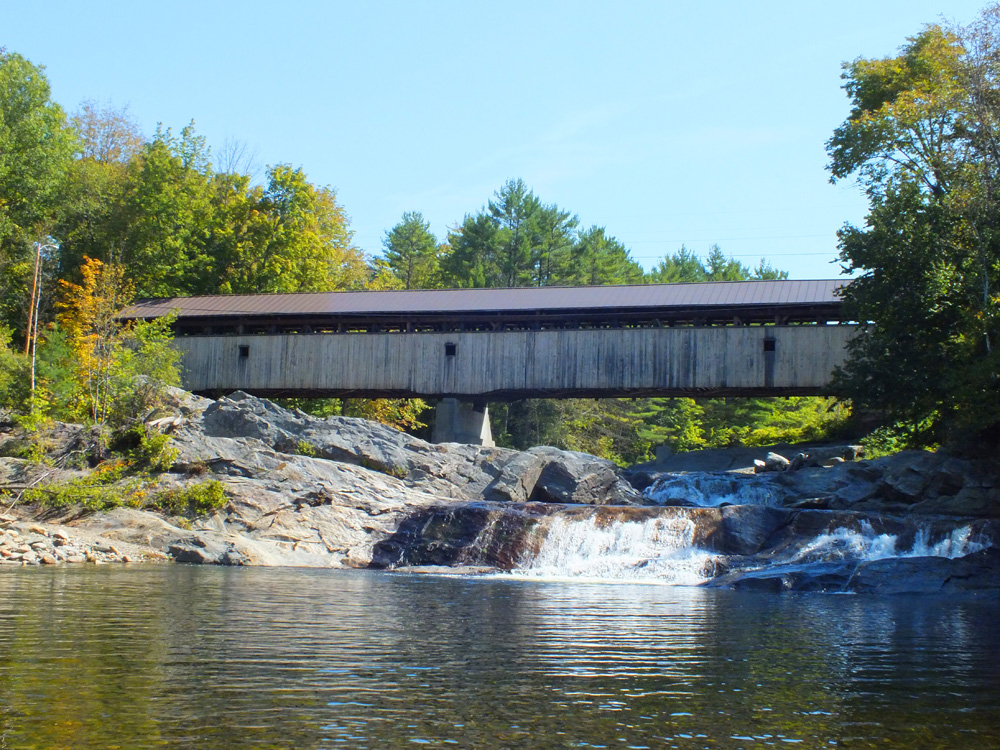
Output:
[
  {"xmin": 26, "ymin": 242, "xmax": 56, "ymax": 398},
  {"xmin": 24, "ymin": 242, "xmax": 42, "ymax": 355}
]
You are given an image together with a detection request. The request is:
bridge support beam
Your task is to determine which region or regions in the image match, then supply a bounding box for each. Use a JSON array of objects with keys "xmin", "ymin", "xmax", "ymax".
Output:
[{"xmin": 432, "ymin": 399, "xmax": 494, "ymax": 447}]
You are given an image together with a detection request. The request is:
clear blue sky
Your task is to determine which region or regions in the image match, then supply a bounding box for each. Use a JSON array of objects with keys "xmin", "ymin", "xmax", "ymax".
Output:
[{"xmin": 4, "ymin": 1, "xmax": 988, "ymax": 280}]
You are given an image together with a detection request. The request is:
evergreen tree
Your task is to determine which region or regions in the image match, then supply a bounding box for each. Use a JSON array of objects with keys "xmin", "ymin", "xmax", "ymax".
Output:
[{"xmin": 382, "ymin": 211, "xmax": 439, "ymax": 289}]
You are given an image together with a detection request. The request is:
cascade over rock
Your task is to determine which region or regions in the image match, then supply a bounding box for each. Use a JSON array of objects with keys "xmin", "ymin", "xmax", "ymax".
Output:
[{"xmin": 1, "ymin": 388, "xmax": 997, "ymax": 593}]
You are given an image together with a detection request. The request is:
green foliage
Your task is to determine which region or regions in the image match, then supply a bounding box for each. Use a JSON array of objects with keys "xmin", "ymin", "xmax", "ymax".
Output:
[
  {"xmin": 0, "ymin": 325, "xmax": 29, "ymax": 409},
  {"xmin": 0, "ymin": 52, "xmax": 76, "ymax": 248},
  {"xmin": 21, "ymin": 458, "xmax": 142, "ymax": 511},
  {"xmin": 294, "ymin": 440, "xmax": 317, "ymax": 457},
  {"xmin": 636, "ymin": 397, "xmax": 851, "ymax": 454},
  {"xmin": 341, "ymin": 397, "xmax": 430, "ymax": 432},
  {"xmin": 119, "ymin": 426, "xmax": 178, "ymax": 472},
  {"xmin": 0, "ymin": 435, "xmax": 49, "ymax": 463},
  {"xmin": 274, "ymin": 397, "xmax": 341, "ymax": 418},
  {"xmin": 152, "ymin": 480, "xmax": 227, "ymax": 516},
  {"xmin": 383, "ymin": 211, "xmax": 440, "ymax": 289},
  {"xmin": 492, "ymin": 399, "xmax": 651, "ymax": 466},
  {"xmin": 571, "ymin": 226, "xmax": 644, "ymax": 286},
  {"xmin": 858, "ymin": 421, "xmax": 936, "ymax": 458},
  {"xmin": 106, "ymin": 314, "xmax": 182, "ymax": 428},
  {"xmin": 0, "ymin": 53, "xmax": 76, "ymax": 338},
  {"xmin": 19, "ymin": 439, "xmax": 221, "ymax": 516},
  {"xmin": 828, "ymin": 9, "xmax": 1000, "ymax": 449},
  {"xmin": 217, "ymin": 164, "xmax": 369, "ymax": 294},
  {"xmin": 647, "ymin": 244, "xmax": 789, "ymax": 284},
  {"xmin": 438, "ymin": 179, "xmax": 642, "ymax": 289}
]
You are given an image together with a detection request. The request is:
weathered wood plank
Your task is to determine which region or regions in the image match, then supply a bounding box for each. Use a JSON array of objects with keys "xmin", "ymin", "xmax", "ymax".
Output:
[{"xmin": 174, "ymin": 325, "xmax": 857, "ymax": 399}]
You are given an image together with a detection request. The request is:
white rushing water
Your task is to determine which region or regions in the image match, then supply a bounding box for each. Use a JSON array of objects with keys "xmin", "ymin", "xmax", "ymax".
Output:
[
  {"xmin": 643, "ymin": 473, "xmax": 783, "ymax": 507},
  {"xmin": 512, "ymin": 516, "xmax": 720, "ymax": 585},
  {"xmin": 511, "ymin": 514, "xmax": 990, "ymax": 585},
  {"xmin": 792, "ymin": 521, "xmax": 989, "ymax": 564}
]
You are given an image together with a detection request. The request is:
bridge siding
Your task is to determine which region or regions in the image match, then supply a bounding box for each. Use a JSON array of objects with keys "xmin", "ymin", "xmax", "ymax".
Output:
[{"xmin": 173, "ymin": 325, "xmax": 856, "ymax": 398}]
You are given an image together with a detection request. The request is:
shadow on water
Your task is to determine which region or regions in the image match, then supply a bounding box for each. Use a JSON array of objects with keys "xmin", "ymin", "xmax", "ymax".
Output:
[{"xmin": 0, "ymin": 565, "xmax": 998, "ymax": 749}]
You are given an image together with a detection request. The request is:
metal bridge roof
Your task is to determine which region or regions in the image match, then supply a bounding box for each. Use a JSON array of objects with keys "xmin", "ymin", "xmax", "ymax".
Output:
[{"xmin": 122, "ymin": 279, "xmax": 845, "ymax": 321}]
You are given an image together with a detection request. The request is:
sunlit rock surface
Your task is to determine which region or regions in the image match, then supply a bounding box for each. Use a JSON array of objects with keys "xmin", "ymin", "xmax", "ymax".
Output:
[{"xmin": 1, "ymin": 389, "xmax": 997, "ymax": 593}]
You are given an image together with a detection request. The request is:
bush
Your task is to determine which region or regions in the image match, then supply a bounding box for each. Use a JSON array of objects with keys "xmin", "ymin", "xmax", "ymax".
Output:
[{"xmin": 152, "ymin": 480, "xmax": 227, "ymax": 516}]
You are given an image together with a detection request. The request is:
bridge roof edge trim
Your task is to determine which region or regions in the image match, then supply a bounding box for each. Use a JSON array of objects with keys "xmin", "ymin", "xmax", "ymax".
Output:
[{"xmin": 121, "ymin": 279, "xmax": 847, "ymax": 321}]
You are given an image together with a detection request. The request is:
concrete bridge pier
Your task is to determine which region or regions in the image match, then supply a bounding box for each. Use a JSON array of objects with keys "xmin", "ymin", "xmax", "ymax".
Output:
[{"xmin": 432, "ymin": 399, "xmax": 495, "ymax": 447}]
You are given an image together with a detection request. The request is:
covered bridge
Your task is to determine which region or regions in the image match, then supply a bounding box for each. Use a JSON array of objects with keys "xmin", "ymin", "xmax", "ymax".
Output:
[{"xmin": 122, "ymin": 279, "xmax": 855, "ymax": 444}]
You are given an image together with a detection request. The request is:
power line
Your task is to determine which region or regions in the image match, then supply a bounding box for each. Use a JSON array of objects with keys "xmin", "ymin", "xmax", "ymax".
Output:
[
  {"xmin": 631, "ymin": 251, "xmax": 838, "ymax": 259},
  {"xmin": 622, "ymin": 233, "xmax": 832, "ymax": 244}
]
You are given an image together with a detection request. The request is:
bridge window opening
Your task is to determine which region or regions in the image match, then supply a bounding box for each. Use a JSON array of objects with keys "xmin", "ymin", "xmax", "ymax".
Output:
[
  {"xmin": 238, "ymin": 344, "xmax": 250, "ymax": 359},
  {"xmin": 445, "ymin": 342, "xmax": 457, "ymax": 357},
  {"xmin": 763, "ymin": 338, "xmax": 776, "ymax": 352}
]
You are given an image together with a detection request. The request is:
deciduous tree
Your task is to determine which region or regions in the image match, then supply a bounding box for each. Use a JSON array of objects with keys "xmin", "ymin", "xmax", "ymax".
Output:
[{"xmin": 828, "ymin": 9, "xmax": 1000, "ymax": 446}]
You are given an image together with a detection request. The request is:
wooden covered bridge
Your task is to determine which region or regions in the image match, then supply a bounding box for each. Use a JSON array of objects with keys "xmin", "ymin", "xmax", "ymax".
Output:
[{"xmin": 122, "ymin": 279, "xmax": 855, "ymax": 445}]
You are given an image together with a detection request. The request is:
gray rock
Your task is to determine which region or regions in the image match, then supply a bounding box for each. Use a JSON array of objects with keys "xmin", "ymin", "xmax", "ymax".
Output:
[
  {"xmin": 764, "ymin": 452, "xmax": 790, "ymax": 472},
  {"xmin": 527, "ymin": 446, "xmax": 644, "ymax": 506},
  {"xmin": 849, "ymin": 549, "xmax": 1000, "ymax": 594}
]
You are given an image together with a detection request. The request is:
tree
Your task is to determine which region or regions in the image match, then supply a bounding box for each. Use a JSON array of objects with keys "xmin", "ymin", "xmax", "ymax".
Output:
[
  {"xmin": 571, "ymin": 226, "xmax": 643, "ymax": 286},
  {"xmin": 440, "ymin": 213, "xmax": 501, "ymax": 288},
  {"xmin": 828, "ymin": 9, "xmax": 1000, "ymax": 447},
  {"xmin": 646, "ymin": 244, "xmax": 787, "ymax": 284},
  {"xmin": 528, "ymin": 203, "xmax": 578, "ymax": 286},
  {"xmin": 489, "ymin": 178, "xmax": 540, "ymax": 287},
  {"xmin": 71, "ymin": 99, "xmax": 145, "ymax": 164},
  {"xmin": 54, "ymin": 256, "xmax": 179, "ymax": 434},
  {"xmin": 219, "ymin": 164, "xmax": 368, "ymax": 294},
  {"xmin": 382, "ymin": 211, "xmax": 439, "ymax": 289},
  {"xmin": 0, "ymin": 52, "xmax": 76, "ymax": 334},
  {"xmin": 114, "ymin": 123, "xmax": 216, "ymax": 296},
  {"xmin": 647, "ymin": 246, "xmax": 707, "ymax": 283},
  {"xmin": 0, "ymin": 52, "xmax": 76, "ymax": 248},
  {"xmin": 54, "ymin": 102, "xmax": 145, "ymax": 294}
]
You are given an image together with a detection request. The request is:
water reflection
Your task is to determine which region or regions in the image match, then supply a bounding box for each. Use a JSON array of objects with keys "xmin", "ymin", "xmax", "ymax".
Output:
[{"xmin": 0, "ymin": 566, "xmax": 996, "ymax": 749}]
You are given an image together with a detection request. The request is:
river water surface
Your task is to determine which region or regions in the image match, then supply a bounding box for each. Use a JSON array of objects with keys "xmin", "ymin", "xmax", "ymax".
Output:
[{"xmin": 0, "ymin": 565, "xmax": 997, "ymax": 749}]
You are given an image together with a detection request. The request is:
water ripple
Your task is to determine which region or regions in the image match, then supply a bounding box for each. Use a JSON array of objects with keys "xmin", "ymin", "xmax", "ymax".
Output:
[{"xmin": 0, "ymin": 566, "xmax": 996, "ymax": 749}]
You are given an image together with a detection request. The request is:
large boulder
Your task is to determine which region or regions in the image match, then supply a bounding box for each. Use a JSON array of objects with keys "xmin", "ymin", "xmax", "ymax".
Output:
[{"xmin": 526, "ymin": 446, "xmax": 644, "ymax": 506}]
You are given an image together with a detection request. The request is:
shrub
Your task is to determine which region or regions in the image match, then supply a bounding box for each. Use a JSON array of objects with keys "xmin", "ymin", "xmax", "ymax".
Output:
[{"xmin": 152, "ymin": 480, "xmax": 228, "ymax": 516}]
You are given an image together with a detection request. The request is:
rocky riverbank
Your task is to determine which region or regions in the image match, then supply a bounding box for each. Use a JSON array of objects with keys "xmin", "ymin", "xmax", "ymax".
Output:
[{"xmin": 0, "ymin": 389, "xmax": 997, "ymax": 594}]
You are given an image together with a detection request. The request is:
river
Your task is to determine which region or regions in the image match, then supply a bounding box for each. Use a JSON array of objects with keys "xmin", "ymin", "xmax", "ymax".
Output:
[{"xmin": 0, "ymin": 565, "xmax": 997, "ymax": 749}]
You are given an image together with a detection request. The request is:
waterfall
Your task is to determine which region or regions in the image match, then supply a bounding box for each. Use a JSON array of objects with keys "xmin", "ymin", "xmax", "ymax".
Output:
[
  {"xmin": 508, "ymin": 513, "xmax": 990, "ymax": 586},
  {"xmin": 791, "ymin": 521, "xmax": 988, "ymax": 564},
  {"xmin": 510, "ymin": 515, "xmax": 721, "ymax": 585},
  {"xmin": 909, "ymin": 525, "xmax": 988, "ymax": 558},
  {"xmin": 643, "ymin": 472, "xmax": 782, "ymax": 507}
]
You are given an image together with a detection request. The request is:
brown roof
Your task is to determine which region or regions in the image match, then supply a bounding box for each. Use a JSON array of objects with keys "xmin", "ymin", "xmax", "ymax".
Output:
[{"xmin": 121, "ymin": 279, "xmax": 845, "ymax": 321}]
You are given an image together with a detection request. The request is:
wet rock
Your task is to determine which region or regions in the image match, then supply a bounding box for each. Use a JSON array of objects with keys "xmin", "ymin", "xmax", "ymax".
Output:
[
  {"xmin": 716, "ymin": 561, "xmax": 857, "ymax": 594},
  {"xmin": 848, "ymin": 549, "xmax": 1000, "ymax": 595},
  {"xmin": 700, "ymin": 506, "xmax": 792, "ymax": 556},
  {"xmin": 393, "ymin": 565, "xmax": 502, "ymax": 576},
  {"xmin": 527, "ymin": 447, "xmax": 643, "ymax": 506}
]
